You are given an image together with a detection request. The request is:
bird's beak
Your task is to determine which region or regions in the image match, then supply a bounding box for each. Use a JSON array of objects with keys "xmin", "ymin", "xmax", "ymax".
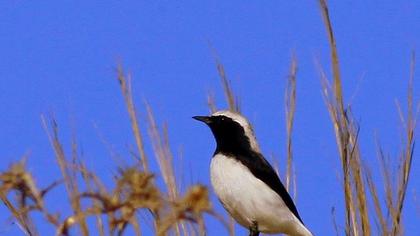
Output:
[{"xmin": 192, "ymin": 116, "xmax": 212, "ymax": 124}]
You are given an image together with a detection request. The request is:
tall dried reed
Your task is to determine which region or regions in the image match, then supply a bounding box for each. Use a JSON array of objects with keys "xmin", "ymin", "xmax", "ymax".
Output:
[{"xmin": 318, "ymin": 1, "xmax": 417, "ymax": 235}]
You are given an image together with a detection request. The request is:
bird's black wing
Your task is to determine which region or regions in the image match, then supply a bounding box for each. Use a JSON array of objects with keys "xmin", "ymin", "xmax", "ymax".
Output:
[{"xmin": 236, "ymin": 151, "xmax": 304, "ymax": 224}]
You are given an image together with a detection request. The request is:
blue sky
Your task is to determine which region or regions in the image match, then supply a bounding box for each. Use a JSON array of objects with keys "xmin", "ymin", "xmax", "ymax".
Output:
[{"xmin": 0, "ymin": 1, "xmax": 419, "ymax": 235}]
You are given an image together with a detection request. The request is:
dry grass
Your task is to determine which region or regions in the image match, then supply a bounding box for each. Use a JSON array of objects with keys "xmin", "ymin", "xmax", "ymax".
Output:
[
  {"xmin": 0, "ymin": 3, "xmax": 417, "ymax": 236},
  {"xmin": 0, "ymin": 70, "xmax": 226, "ymax": 236},
  {"xmin": 318, "ymin": 0, "xmax": 418, "ymax": 235},
  {"xmin": 210, "ymin": 47, "xmax": 241, "ymax": 113},
  {"xmin": 117, "ymin": 66, "xmax": 149, "ymax": 172},
  {"xmin": 285, "ymin": 54, "xmax": 298, "ymax": 193},
  {"xmin": 0, "ymin": 159, "xmax": 60, "ymax": 236},
  {"xmin": 318, "ymin": 1, "xmax": 370, "ymax": 234}
]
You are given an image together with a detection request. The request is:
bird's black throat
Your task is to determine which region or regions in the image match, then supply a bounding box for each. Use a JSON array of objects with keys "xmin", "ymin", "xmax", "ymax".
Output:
[{"xmin": 207, "ymin": 116, "xmax": 254, "ymax": 155}]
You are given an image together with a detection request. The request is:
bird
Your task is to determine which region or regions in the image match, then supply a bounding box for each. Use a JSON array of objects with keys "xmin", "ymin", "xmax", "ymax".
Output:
[{"xmin": 193, "ymin": 110, "xmax": 313, "ymax": 236}]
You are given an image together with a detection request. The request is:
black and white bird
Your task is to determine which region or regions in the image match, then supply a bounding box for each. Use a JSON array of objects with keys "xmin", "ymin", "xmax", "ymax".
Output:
[{"xmin": 193, "ymin": 110, "xmax": 313, "ymax": 236}]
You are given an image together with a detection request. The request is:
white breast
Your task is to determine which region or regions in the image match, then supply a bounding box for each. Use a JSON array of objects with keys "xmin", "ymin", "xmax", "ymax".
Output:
[{"xmin": 210, "ymin": 154, "xmax": 312, "ymax": 236}]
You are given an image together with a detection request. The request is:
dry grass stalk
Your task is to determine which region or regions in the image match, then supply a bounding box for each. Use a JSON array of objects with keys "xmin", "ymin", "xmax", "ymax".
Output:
[
  {"xmin": 157, "ymin": 185, "xmax": 212, "ymax": 236},
  {"xmin": 318, "ymin": 0, "xmax": 370, "ymax": 235},
  {"xmin": 145, "ymin": 103, "xmax": 178, "ymax": 201},
  {"xmin": 0, "ymin": 159, "xmax": 62, "ymax": 236},
  {"xmin": 366, "ymin": 137, "xmax": 405, "ymax": 235},
  {"xmin": 319, "ymin": 51, "xmax": 358, "ymax": 236},
  {"xmin": 285, "ymin": 54, "xmax": 297, "ymax": 192},
  {"xmin": 210, "ymin": 48, "xmax": 240, "ymax": 113},
  {"xmin": 207, "ymin": 91, "xmax": 217, "ymax": 113},
  {"xmin": 331, "ymin": 207, "xmax": 339, "ymax": 236},
  {"xmin": 78, "ymin": 161, "xmax": 106, "ymax": 236},
  {"xmin": 391, "ymin": 51, "xmax": 417, "ymax": 236},
  {"xmin": 144, "ymin": 102, "xmax": 188, "ymax": 236},
  {"xmin": 0, "ymin": 161, "xmax": 39, "ymax": 236},
  {"xmin": 41, "ymin": 116, "xmax": 90, "ymax": 236},
  {"xmin": 117, "ymin": 66, "xmax": 149, "ymax": 172},
  {"xmin": 319, "ymin": 1, "xmax": 417, "ymax": 236},
  {"xmin": 62, "ymin": 167, "xmax": 161, "ymax": 236},
  {"xmin": 363, "ymin": 158, "xmax": 388, "ymax": 235},
  {"xmin": 360, "ymin": 53, "xmax": 417, "ymax": 236},
  {"xmin": 216, "ymin": 61, "xmax": 240, "ymax": 112}
]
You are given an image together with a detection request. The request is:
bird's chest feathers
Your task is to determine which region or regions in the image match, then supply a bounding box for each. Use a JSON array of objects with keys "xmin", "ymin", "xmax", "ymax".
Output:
[
  {"xmin": 210, "ymin": 154, "xmax": 257, "ymax": 204},
  {"xmin": 210, "ymin": 154, "xmax": 281, "ymax": 226}
]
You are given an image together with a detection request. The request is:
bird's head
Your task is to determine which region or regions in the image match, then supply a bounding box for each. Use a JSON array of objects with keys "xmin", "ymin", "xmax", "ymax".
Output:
[{"xmin": 193, "ymin": 110, "xmax": 260, "ymax": 153}]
